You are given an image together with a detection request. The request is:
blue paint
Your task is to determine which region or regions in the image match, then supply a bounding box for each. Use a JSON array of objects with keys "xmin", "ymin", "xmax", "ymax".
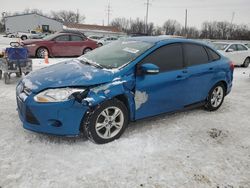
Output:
[{"xmin": 16, "ymin": 37, "xmax": 234, "ymax": 136}]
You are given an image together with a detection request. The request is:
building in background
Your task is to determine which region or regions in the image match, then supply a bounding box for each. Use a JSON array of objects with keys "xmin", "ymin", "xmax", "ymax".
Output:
[
  {"xmin": 63, "ymin": 23, "xmax": 126, "ymax": 37},
  {"xmin": 5, "ymin": 13, "xmax": 63, "ymax": 33}
]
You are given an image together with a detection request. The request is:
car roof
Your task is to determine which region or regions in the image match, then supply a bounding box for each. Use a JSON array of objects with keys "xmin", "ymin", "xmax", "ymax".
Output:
[
  {"xmin": 126, "ymin": 36, "xmax": 210, "ymax": 46},
  {"xmin": 213, "ymin": 41, "xmax": 248, "ymax": 45}
]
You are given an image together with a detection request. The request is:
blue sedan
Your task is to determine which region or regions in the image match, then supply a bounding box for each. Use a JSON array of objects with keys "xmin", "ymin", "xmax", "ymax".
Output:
[{"xmin": 16, "ymin": 37, "xmax": 234, "ymax": 144}]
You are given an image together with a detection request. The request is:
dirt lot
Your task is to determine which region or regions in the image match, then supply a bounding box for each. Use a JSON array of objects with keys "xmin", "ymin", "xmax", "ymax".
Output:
[{"xmin": 0, "ymin": 43, "xmax": 250, "ymax": 187}]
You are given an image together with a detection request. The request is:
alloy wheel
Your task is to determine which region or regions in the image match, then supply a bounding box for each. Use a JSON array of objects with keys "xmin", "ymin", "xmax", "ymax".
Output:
[
  {"xmin": 211, "ymin": 86, "xmax": 224, "ymax": 108},
  {"xmin": 95, "ymin": 107, "xmax": 124, "ymax": 139}
]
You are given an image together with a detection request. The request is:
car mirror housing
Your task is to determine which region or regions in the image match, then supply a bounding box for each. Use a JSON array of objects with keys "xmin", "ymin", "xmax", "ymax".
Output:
[{"xmin": 140, "ymin": 63, "xmax": 160, "ymax": 75}]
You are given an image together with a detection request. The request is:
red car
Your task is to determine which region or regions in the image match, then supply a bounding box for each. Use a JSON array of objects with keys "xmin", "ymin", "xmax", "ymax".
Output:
[{"xmin": 21, "ymin": 32, "xmax": 98, "ymax": 58}]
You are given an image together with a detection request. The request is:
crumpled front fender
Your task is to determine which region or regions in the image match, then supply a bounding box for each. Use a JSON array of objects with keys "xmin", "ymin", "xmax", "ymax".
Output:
[{"xmin": 82, "ymin": 74, "xmax": 136, "ymax": 121}]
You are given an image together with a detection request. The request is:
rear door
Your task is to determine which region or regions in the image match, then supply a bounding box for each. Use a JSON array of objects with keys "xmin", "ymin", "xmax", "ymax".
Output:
[
  {"xmin": 135, "ymin": 43, "xmax": 188, "ymax": 119},
  {"xmin": 51, "ymin": 35, "xmax": 71, "ymax": 56},
  {"xmin": 183, "ymin": 43, "xmax": 218, "ymax": 105},
  {"xmin": 236, "ymin": 44, "xmax": 249, "ymax": 64},
  {"xmin": 69, "ymin": 35, "xmax": 86, "ymax": 56}
]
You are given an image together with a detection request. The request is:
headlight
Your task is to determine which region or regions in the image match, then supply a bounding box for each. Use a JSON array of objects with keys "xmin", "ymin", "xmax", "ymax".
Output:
[{"xmin": 34, "ymin": 88, "xmax": 85, "ymax": 103}]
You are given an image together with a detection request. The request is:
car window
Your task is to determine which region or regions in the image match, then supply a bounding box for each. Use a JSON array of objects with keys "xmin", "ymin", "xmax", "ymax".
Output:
[
  {"xmin": 184, "ymin": 44, "xmax": 209, "ymax": 66},
  {"xmin": 228, "ymin": 44, "xmax": 237, "ymax": 51},
  {"xmin": 213, "ymin": 43, "xmax": 229, "ymax": 51},
  {"xmin": 140, "ymin": 44, "xmax": 184, "ymax": 72},
  {"xmin": 71, "ymin": 35, "xmax": 83, "ymax": 41},
  {"xmin": 55, "ymin": 35, "xmax": 70, "ymax": 41},
  {"xmin": 237, "ymin": 44, "xmax": 248, "ymax": 51},
  {"xmin": 205, "ymin": 47, "xmax": 220, "ymax": 61}
]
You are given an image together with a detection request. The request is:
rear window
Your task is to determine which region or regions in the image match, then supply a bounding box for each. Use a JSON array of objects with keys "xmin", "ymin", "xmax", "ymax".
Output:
[
  {"xmin": 184, "ymin": 44, "xmax": 209, "ymax": 66},
  {"xmin": 71, "ymin": 35, "xmax": 83, "ymax": 41},
  {"xmin": 205, "ymin": 47, "xmax": 220, "ymax": 61}
]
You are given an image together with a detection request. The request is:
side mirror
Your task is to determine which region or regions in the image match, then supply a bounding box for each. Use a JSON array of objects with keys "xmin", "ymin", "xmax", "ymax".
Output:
[
  {"xmin": 227, "ymin": 48, "xmax": 234, "ymax": 52},
  {"xmin": 140, "ymin": 63, "xmax": 160, "ymax": 75}
]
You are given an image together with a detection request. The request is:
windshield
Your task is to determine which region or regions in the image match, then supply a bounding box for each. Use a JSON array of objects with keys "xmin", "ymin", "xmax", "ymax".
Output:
[
  {"xmin": 213, "ymin": 43, "xmax": 229, "ymax": 51},
  {"xmin": 79, "ymin": 40, "xmax": 154, "ymax": 69}
]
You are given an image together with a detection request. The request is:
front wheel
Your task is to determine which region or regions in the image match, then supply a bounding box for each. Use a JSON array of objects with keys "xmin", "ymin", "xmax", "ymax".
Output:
[
  {"xmin": 36, "ymin": 47, "xmax": 48, "ymax": 58},
  {"xmin": 83, "ymin": 99, "xmax": 128, "ymax": 144},
  {"xmin": 242, "ymin": 58, "xmax": 250, "ymax": 68},
  {"xmin": 205, "ymin": 83, "xmax": 226, "ymax": 111}
]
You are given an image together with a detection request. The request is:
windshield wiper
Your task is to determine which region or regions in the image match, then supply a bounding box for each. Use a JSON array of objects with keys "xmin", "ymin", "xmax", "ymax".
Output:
[{"xmin": 78, "ymin": 58, "xmax": 104, "ymax": 69}]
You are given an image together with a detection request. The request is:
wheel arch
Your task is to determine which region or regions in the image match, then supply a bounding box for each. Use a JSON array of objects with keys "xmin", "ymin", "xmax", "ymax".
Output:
[{"xmin": 213, "ymin": 80, "xmax": 228, "ymax": 93}]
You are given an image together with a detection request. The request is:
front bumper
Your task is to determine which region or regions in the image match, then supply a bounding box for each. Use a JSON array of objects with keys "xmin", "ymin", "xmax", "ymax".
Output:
[{"xmin": 16, "ymin": 88, "xmax": 89, "ymax": 136}]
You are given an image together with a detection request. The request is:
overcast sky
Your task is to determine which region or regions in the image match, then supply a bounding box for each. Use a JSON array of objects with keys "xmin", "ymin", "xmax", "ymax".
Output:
[{"xmin": 1, "ymin": 0, "xmax": 250, "ymax": 28}]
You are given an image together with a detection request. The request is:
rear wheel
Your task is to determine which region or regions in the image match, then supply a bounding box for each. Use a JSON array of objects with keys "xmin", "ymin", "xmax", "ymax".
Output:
[
  {"xmin": 83, "ymin": 99, "xmax": 128, "ymax": 144},
  {"xmin": 36, "ymin": 47, "xmax": 48, "ymax": 58},
  {"xmin": 21, "ymin": 35, "xmax": 27, "ymax": 40},
  {"xmin": 205, "ymin": 83, "xmax": 226, "ymax": 111},
  {"xmin": 97, "ymin": 43, "xmax": 103, "ymax": 47},
  {"xmin": 242, "ymin": 58, "xmax": 250, "ymax": 68},
  {"xmin": 83, "ymin": 48, "xmax": 92, "ymax": 54}
]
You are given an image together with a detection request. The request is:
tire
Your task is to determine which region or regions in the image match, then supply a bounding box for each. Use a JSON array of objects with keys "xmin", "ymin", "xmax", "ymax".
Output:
[
  {"xmin": 205, "ymin": 83, "xmax": 226, "ymax": 111},
  {"xmin": 36, "ymin": 47, "xmax": 48, "ymax": 58},
  {"xmin": 16, "ymin": 72, "xmax": 21, "ymax": 77},
  {"xmin": 242, "ymin": 58, "xmax": 250, "ymax": 68},
  {"xmin": 83, "ymin": 48, "xmax": 92, "ymax": 54},
  {"xmin": 21, "ymin": 35, "xmax": 27, "ymax": 40},
  {"xmin": 4, "ymin": 73, "xmax": 10, "ymax": 84},
  {"xmin": 83, "ymin": 99, "xmax": 129, "ymax": 144},
  {"xmin": 10, "ymin": 35, "xmax": 15, "ymax": 38},
  {"xmin": 97, "ymin": 43, "xmax": 103, "ymax": 47}
]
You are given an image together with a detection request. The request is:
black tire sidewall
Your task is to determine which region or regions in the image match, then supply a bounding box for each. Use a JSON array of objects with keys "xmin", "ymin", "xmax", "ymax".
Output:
[
  {"xmin": 205, "ymin": 83, "xmax": 226, "ymax": 111},
  {"xmin": 36, "ymin": 48, "xmax": 48, "ymax": 58},
  {"xmin": 243, "ymin": 58, "xmax": 250, "ymax": 68},
  {"xmin": 85, "ymin": 99, "xmax": 129, "ymax": 144},
  {"xmin": 83, "ymin": 48, "xmax": 92, "ymax": 54}
]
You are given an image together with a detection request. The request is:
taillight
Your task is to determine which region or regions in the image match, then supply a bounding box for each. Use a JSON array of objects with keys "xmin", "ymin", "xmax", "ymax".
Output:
[{"xmin": 229, "ymin": 61, "xmax": 234, "ymax": 71}]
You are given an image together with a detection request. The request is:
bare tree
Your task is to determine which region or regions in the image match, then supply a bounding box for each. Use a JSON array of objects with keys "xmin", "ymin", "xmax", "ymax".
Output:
[
  {"xmin": 111, "ymin": 17, "xmax": 131, "ymax": 33},
  {"xmin": 51, "ymin": 10, "xmax": 85, "ymax": 23},
  {"xmin": 162, "ymin": 19, "xmax": 181, "ymax": 35}
]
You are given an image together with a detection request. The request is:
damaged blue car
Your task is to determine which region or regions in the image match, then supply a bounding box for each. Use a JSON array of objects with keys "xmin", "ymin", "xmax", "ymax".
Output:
[{"xmin": 16, "ymin": 37, "xmax": 234, "ymax": 144}]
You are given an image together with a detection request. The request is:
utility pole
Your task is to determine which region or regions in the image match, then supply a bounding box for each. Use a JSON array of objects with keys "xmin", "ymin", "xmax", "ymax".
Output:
[
  {"xmin": 230, "ymin": 12, "xmax": 235, "ymax": 25},
  {"xmin": 2, "ymin": 12, "xmax": 6, "ymax": 33},
  {"xmin": 227, "ymin": 12, "xmax": 235, "ymax": 40},
  {"xmin": 145, "ymin": 0, "xmax": 151, "ymax": 34},
  {"xmin": 106, "ymin": 1, "xmax": 112, "ymax": 26},
  {"xmin": 184, "ymin": 9, "xmax": 188, "ymax": 38}
]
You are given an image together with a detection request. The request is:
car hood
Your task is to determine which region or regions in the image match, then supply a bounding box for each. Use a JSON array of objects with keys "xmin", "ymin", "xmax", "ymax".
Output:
[{"xmin": 22, "ymin": 59, "xmax": 116, "ymax": 93}]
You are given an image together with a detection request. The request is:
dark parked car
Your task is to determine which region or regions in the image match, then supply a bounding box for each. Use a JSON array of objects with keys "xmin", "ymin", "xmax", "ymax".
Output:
[{"xmin": 21, "ymin": 32, "xmax": 98, "ymax": 58}]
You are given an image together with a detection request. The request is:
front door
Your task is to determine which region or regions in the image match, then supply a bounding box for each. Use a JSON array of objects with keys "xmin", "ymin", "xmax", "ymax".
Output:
[
  {"xmin": 51, "ymin": 35, "xmax": 71, "ymax": 57},
  {"xmin": 135, "ymin": 43, "xmax": 188, "ymax": 120}
]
